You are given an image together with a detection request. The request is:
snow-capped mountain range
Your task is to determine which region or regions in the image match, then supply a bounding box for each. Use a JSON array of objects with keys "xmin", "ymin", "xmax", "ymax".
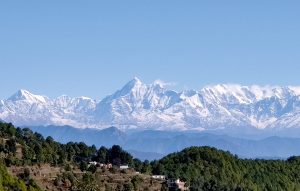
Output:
[{"xmin": 2, "ymin": 77, "xmax": 300, "ymax": 132}]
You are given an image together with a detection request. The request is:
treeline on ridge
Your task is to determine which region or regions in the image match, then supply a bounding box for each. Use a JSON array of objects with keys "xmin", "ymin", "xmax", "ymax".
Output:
[
  {"xmin": 151, "ymin": 146, "xmax": 300, "ymax": 190},
  {"xmin": 0, "ymin": 122, "xmax": 144, "ymax": 169}
]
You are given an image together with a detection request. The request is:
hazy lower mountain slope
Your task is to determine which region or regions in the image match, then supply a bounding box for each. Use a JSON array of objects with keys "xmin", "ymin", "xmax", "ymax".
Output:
[
  {"xmin": 28, "ymin": 125, "xmax": 300, "ymax": 160},
  {"xmin": 2, "ymin": 78, "xmax": 300, "ymax": 134}
]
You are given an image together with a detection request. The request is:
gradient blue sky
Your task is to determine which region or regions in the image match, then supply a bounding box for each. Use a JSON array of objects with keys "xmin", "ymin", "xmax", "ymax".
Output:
[{"xmin": 1, "ymin": 1, "xmax": 300, "ymax": 99}]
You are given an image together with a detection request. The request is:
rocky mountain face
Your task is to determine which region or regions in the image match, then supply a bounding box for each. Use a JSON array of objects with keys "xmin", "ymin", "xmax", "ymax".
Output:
[{"xmin": 2, "ymin": 78, "xmax": 300, "ymax": 133}]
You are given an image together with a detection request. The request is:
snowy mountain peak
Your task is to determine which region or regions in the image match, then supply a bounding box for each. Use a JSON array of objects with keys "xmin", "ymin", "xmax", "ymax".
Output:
[
  {"xmin": 133, "ymin": 76, "xmax": 142, "ymax": 83},
  {"xmin": 112, "ymin": 77, "xmax": 146, "ymax": 99},
  {"xmin": 2, "ymin": 79, "xmax": 300, "ymax": 133},
  {"xmin": 288, "ymin": 86, "xmax": 300, "ymax": 96},
  {"xmin": 8, "ymin": 89, "xmax": 48, "ymax": 103},
  {"xmin": 124, "ymin": 77, "xmax": 143, "ymax": 88},
  {"xmin": 9, "ymin": 89, "xmax": 31, "ymax": 100},
  {"xmin": 200, "ymin": 84, "xmax": 299, "ymax": 103}
]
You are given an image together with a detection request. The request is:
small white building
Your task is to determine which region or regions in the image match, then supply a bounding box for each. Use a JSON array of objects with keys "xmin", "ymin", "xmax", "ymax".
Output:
[
  {"xmin": 167, "ymin": 178, "xmax": 188, "ymax": 190},
  {"xmin": 99, "ymin": 163, "xmax": 112, "ymax": 169},
  {"xmin": 119, "ymin": 165, "xmax": 129, "ymax": 170},
  {"xmin": 89, "ymin": 161, "xmax": 97, "ymax": 166},
  {"xmin": 152, "ymin": 175, "xmax": 166, "ymax": 180}
]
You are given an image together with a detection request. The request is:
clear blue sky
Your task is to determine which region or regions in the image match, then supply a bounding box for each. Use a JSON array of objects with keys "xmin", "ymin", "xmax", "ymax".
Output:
[{"xmin": 0, "ymin": 1, "xmax": 300, "ymax": 99}]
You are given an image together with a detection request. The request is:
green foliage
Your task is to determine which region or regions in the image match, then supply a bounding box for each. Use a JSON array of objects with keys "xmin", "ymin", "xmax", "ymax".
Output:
[
  {"xmin": 88, "ymin": 164, "xmax": 97, "ymax": 174},
  {"xmin": 0, "ymin": 122, "xmax": 138, "ymax": 190},
  {"xmin": 131, "ymin": 175, "xmax": 142, "ymax": 191},
  {"xmin": 80, "ymin": 161, "xmax": 88, "ymax": 172},
  {"xmin": 5, "ymin": 139, "xmax": 16, "ymax": 154},
  {"xmin": 132, "ymin": 158, "xmax": 143, "ymax": 172},
  {"xmin": 0, "ymin": 160, "xmax": 41, "ymax": 191},
  {"xmin": 160, "ymin": 182, "xmax": 168, "ymax": 191},
  {"xmin": 0, "ymin": 122, "xmax": 135, "ymax": 169},
  {"xmin": 5, "ymin": 122, "xmax": 300, "ymax": 190},
  {"xmin": 73, "ymin": 172, "xmax": 100, "ymax": 191},
  {"xmin": 108, "ymin": 145, "xmax": 133, "ymax": 166},
  {"xmin": 123, "ymin": 182, "xmax": 134, "ymax": 191},
  {"xmin": 94, "ymin": 146, "xmax": 108, "ymax": 163},
  {"xmin": 141, "ymin": 160, "xmax": 151, "ymax": 174},
  {"xmin": 153, "ymin": 146, "xmax": 300, "ymax": 191},
  {"xmin": 64, "ymin": 163, "xmax": 72, "ymax": 171}
]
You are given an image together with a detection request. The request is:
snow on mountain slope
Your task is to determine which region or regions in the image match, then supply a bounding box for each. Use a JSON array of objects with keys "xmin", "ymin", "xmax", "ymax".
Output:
[
  {"xmin": 1, "ymin": 78, "xmax": 300, "ymax": 132},
  {"xmin": 0, "ymin": 90, "xmax": 97, "ymax": 128},
  {"xmin": 8, "ymin": 89, "xmax": 49, "ymax": 103}
]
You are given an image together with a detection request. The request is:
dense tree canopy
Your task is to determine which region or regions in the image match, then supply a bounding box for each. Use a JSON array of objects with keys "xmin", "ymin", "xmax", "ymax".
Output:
[
  {"xmin": 0, "ymin": 160, "xmax": 41, "ymax": 191},
  {"xmin": 0, "ymin": 122, "xmax": 142, "ymax": 190},
  {"xmin": 0, "ymin": 122, "xmax": 137, "ymax": 168},
  {"xmin": 151, "ymin": 146, "xmax": 300, "ymax": 191}
]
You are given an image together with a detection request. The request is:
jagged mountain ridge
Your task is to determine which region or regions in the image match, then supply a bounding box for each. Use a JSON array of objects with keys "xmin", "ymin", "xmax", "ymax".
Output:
[{"xmin": 2, "ymin": 78, "xmax": 300, "ymax": 131}]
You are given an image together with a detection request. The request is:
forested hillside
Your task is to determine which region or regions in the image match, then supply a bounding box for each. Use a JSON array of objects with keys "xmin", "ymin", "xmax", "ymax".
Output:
[
  {"xmin": 0, "ymin": 162, "xmax": 41, "ymax": 191},
  {"xmin": 151, "ymin": 146, "xmax": 300, "ymax": 190},
  {"xmin": 0, "ymin": 122, "xmax": 149, "ymax": 190},
  {"xmin": 0, "ymin": 122, "xmax": 142, "ymax": 167},
  {"xmin": 1, "ymin": 121, "xmax": 300, "ymax": 191}
]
